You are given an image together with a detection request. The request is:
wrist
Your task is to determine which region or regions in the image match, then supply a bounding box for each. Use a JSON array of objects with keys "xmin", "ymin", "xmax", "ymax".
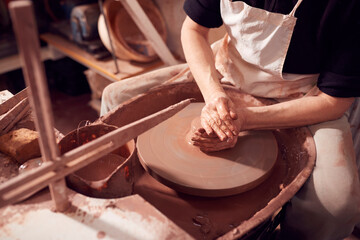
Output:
[
  {"xmin": 235, "ymin": 107, "xmax": 249, "ymax": 132},
  {"xmin": 204, "ymin": 88, "xmax": 228, "ymax": 103}
]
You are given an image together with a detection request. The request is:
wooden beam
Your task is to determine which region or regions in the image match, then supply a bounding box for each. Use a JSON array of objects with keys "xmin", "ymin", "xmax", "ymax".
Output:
[
  {"xmin": 1, "ymin": 100, "xmax": 30, "ymax": 135},
  {"xmin": 9, "ymin": 0, "xmax": 69, "ymax": 211},
  {"xmin": 0, "ymin": 98, "xmax": 29, "ymax": 133},
  {"xmin": 0, "ymin": 88, "xmax": 27, "ymax": 116}
]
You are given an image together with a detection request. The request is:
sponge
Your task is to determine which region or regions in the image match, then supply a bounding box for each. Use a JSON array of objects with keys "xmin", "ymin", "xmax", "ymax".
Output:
[{"xmin": 0, "ymin": 128, "xmax": 41, "ymax": 164}]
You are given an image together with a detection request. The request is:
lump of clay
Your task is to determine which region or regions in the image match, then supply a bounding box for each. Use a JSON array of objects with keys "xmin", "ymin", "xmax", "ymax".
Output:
[{"xmin": 0, "ymin": 128, "xmax": 41, "ymax": 164}]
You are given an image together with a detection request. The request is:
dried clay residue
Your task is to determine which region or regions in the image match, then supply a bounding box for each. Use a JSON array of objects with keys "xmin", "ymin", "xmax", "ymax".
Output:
[
  {"xmin": 192, "ymin": 215, "xmax": 212, "ymax": 235},
  {"xmin": 97, "ymin": 231, "xmax": 106, "ymax": 239}
]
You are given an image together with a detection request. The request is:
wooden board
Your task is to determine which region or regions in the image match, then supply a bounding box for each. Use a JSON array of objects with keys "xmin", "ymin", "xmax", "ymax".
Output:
[
  {"xmin": 40, "ymin": 33, "xmax": 164, "ymax": 82},
  {"xmin": 137, "ymin": 103, "xmax": 278, "ymax": 197}
]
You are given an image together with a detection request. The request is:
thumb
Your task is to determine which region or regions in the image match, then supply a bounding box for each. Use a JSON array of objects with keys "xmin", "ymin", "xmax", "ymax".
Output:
[{"xmin": 230, "ymin": 110, "xmax": 238, "ymax": 120}]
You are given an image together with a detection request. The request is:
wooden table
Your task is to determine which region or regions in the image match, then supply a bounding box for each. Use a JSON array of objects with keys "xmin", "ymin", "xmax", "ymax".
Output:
[{"xmin": 40, "ymin": 33, "xmax": 165, "ymax": 82}]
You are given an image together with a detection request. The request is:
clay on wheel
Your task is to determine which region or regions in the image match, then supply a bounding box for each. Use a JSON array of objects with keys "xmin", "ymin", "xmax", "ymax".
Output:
[{"xmin": 137, "ymin": 103, "xmax": 278, "ymax": 197}]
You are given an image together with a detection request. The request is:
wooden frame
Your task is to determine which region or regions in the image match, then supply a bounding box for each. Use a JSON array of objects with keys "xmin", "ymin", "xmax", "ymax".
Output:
[{"xmin": 1, "ymin": 0, "xmax": 190, "ymax": 211}]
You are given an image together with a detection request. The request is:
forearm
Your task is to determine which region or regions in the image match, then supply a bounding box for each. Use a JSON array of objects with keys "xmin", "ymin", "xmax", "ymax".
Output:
[
  {"xmin": 240, "ymin": 92, "xmax": 354, "ymax": 130},
  {"xmin": 181, "ymin": 17, "xmax": 224, "ymax": 103}
]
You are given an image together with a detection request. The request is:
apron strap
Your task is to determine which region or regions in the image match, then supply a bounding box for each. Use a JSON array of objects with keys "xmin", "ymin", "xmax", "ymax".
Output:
[{"xmin": 289, "ymin": 0, "xmax": 303, "ymax": 17}]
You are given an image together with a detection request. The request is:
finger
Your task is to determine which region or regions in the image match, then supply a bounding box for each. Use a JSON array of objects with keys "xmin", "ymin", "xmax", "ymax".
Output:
[
  {"xmin": 203, "ymin": 113, "xmax": 227, "ymax": 141},
  {"xmin": 216, "ymin": 101, "xmax": 231, "ymax": 121},
  {"xmin": 197, "ymin": 128, "xmax": 206, "ymax": 134},
  {"xmin": 230, "ymin": 110, "xmax": 238, "ymax": 120},
  {"xmin": 193, "ymin": 141, "xmax": 222, "ymax": 151},
  {"xmin": 227, "ymin": 101, "xmax": 239, "ymax": 133},
  {"xmin": 219, "ymin": 122, "xmax": 234, "ymax": 140},
  {"xmin": 200, "ymin": 147, "xmax": 218, "ymax": 152},
  {"xmin": 227, "ymin": 100, "xmax": 238, "ymax": 120},
  {"xmin": 215, "ymin": 103, "xmax": 238, "ymax": 138},
  {"xmin": 201, "ymin": 105, "xmax": 228, "ymax": 140},
  {"xmin": 192, "ymin": 136, "xmax": 222, "ymax": 144},
  {"xmin": 210, "ymin": 121, "xmax": 227, "ymax": 141},
  {"xmin": 199, "ymin": 142, "xmax": 228, "ymax": 152},
  {"xmin": 201, "ymin": 115, "xmax": 214, "ymax": 135},
  {"xmin": 210, "ymin": 108, "xmax": 222, "ymax": 125},
  {"xmin": 222, "ymin": 105, "xmax": 239, "ymax": 135},
  {"xmin": 194, "ymin": 131, "xmax": 217, "ymax": 138},
  {"xmin": 194, "ymin": 137, "xmax": 237, "ymax": 152},
  {"xmin": 223, "ymin": 119, "xmax": 238, "ymax": 136},
  {"xmin": 198, "ymin": 128, "xmax": 218, "ymax": 138},
  {"xmin": 207, "ymin": 113, "xmax": 228, "ymax": 141},
  {"xmin": 202, "ymin": 131, "xmax": 217, "ymax": 138}
]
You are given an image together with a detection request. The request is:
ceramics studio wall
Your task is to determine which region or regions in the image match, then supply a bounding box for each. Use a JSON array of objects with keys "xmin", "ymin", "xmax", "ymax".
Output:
[{"xmin": 153, "ymin": 0, "xmax": 226, "ymax": 61}]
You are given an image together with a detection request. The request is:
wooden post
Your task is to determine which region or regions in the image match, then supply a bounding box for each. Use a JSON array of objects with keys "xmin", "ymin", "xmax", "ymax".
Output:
[
  {"xmin": 9, "ymin": 1, "xmax": 69, "ymax": 211},
  {"xmin": 120, "ymin": 0, "xmax": 179, "ymax": 66}
]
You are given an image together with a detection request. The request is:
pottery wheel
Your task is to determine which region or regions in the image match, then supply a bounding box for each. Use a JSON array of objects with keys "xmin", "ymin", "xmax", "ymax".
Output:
[{"xmin": 137, "ymin": 103, "xmax": 278, "ymax": 197}]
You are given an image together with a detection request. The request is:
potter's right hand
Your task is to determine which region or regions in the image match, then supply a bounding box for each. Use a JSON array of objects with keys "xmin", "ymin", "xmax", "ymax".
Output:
[
  {"xmin": 191, "ymin": 128, "xmax": 238, "ymax": 152},
  {"xmin": 201, "ymin": 92, "xmax": 238, "ymax": 141}
]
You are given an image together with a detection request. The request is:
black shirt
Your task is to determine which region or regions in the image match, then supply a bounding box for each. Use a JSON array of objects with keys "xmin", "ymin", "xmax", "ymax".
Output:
[{"xmin": 183, "ymin": 0, "xmax": 360, "ymax": 97}]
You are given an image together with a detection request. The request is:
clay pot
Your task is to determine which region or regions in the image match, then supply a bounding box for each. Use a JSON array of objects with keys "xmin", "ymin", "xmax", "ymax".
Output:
[
  {"xmin": 99, "ymin": 82, "xmax": 316, "ymax": 239},
  {"xmin": 58, "ymin": 123, "xmax": 136, "ymax": 199},
  {"xmin": 99, "ymin": 0, "xmax": 167, "ymax": 62}
]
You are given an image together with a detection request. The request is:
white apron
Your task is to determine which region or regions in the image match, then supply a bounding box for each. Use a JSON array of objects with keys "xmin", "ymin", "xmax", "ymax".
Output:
[
  {"xmin": 215, "ymin": 0, "xmax": 319, "ymax": 99},
  {"xmin": 212, "ymin": 1, "xmax": 360, "ymax": 239}
]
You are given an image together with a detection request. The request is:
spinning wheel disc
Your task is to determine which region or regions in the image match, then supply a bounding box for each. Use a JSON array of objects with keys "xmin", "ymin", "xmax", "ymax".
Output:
[{"xmin": 137, "ymin": 103, "xmax": 278, "ymax": 197}]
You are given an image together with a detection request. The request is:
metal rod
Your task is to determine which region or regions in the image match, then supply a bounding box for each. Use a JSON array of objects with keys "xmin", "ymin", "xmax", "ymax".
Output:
[{"xmin": 98, "ymin": 0, "xmax": 120, "ymax": 74}]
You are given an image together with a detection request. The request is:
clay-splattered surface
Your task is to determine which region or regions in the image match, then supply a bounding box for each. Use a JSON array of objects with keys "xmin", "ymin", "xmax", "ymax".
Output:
[
  {"xmin": 0, "ymin": 153, "xmax": 19, "ymax": 184},
  {"xmin": 0, "ymin": 190, "xmax": 192, "ymax": 240}
]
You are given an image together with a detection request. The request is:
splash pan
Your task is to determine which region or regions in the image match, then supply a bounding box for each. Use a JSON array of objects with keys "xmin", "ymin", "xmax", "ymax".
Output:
[{"xmin": 58, "ymin": 123, "xmax": 136, "ymax": 198}]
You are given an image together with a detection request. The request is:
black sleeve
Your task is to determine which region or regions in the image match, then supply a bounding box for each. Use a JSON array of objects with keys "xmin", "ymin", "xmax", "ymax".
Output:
[
  {"xmin": 183, "ymin": 0, "xmax": 223, "ymax": 28},
  {"xmin": 317, "ymin": 0, "xmax": 360, "ymax": 97}
]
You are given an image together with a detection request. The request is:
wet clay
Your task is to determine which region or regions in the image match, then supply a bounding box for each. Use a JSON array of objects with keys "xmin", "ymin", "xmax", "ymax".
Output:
[
  {"xmin": 73, "ymin": 154, "xmax": 126, "ymax": 181},
  {"xmin": 137, "ymin": 103, "xmax": 278, "ymax": 197}
]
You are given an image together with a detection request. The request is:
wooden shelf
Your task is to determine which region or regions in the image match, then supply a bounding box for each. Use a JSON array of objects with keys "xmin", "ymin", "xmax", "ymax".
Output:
[
  {"xmin": 40, "ymin": 33, "xmax": 165, "ymax": 82},
  {"xmin": 0, "ymin": 46, "xmax": 60, "ymax": 75}
]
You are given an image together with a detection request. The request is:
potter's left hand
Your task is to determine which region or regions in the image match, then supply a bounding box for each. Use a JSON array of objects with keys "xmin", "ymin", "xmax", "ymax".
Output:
[
  {"xmin": 191, "ymin": 128, "xmax": 238, "ymax": 152},
  {"xmin": 201, "ymin": 92, "xmax": 238, "ymax": 141}
]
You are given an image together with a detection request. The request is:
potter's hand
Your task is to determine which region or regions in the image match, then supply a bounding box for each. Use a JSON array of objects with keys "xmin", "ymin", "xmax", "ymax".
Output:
[
  {"xmin": 201, "ymin": 92, "xmax": 238, "ymax": 141},
  {"xmin": 191, "ymin": 128, "xmax": 238, "ymax": 152}
]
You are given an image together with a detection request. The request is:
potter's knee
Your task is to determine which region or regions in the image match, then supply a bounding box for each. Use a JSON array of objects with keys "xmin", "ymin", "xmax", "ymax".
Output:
[
  {"xmin": 101, "ymin": 84, "xmax": 110, "ymax": 107},
  {"xmin": 101, "ymin": 82, "xmax": 130, "ymax": 106},
  {"xmin": 102, "ymin": 83, "xmax": 114, "ymax": 101},
  {"xmin": 313, "ymin": 182, "xmax": 360, "ymax": 226},
  {"xmin": 100, "ymin": 83, "xmax": 117, "ymax": 116},
  {"xmin": 281, "ymin": 191, "xmax": 360, "ymax": 240}
]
